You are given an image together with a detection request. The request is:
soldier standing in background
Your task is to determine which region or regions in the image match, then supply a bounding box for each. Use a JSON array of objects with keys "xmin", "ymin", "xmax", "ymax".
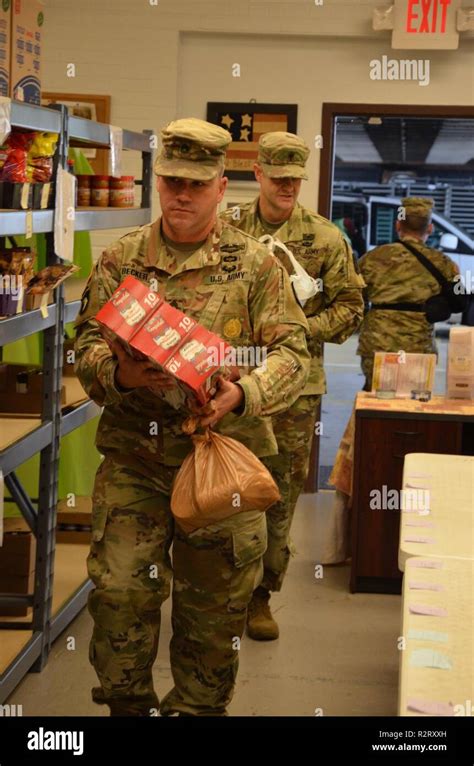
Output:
[
  {"xmin": 74, "ymin": 118, "xmax": 310, "ymax": 716},
  {"xmin": 221, "ymin": 132, "xmax": 364, "ymax": 641},
  {"xmin": 358, "ymin": 197, "xmax": 460, "ymax": 390}
]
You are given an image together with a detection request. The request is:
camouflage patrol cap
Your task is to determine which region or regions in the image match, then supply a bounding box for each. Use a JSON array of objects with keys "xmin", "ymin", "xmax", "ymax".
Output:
[
  {"xmin": 258, "ymin": 132, "xmax": 310, "ymax": 180},
  {"xmin": 401, "ymin": 197, "xmax": 434, "ymax": 219},
  {"xmin": 154, "ymin": 118, "xmax": 232, "ymax": 180}
]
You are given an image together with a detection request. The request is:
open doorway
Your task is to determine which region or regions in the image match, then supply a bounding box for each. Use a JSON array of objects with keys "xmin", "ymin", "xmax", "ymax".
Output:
[{"xmin": 310, "ymin": 104, "xmax": 474, "ymax": 488}]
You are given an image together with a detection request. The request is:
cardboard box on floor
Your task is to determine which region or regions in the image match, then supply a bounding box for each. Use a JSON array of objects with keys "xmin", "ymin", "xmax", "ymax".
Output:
[{"xmin": 10, "ymin": 0, "xmax": 44, "ymax": 104}]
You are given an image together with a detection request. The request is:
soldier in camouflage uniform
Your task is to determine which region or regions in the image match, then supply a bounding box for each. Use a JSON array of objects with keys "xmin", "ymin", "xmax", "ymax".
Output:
[
  {"xmin": 358, "ymin": 197, "xmax": 460, "ymax": 389},
  {"xmin": 74, "ymin": 118, "xmax": 310, "ymax": 716},
  {"xmin": 221, "ymin": 132, "xmax": 364, "ymax": 640}
]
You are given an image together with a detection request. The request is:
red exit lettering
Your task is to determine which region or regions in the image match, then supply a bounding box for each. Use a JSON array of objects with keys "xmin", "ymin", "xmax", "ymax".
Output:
[{"xmin": 406, "ymin": 0, "xmax": 452, "ymax": 34}]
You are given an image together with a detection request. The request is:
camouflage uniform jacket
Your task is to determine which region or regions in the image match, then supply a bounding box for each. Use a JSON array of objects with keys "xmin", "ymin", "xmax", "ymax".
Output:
[
  {"xmin": 220, "ymin": 199, "xmax": 365, "ymax": 394},
  {"xmin": 74, "ymin": 218, "xmax": 310, "ymax": 466},
  {"xmin": 357, "ymin": 237, "xmax": 460, "ymax": 358}
]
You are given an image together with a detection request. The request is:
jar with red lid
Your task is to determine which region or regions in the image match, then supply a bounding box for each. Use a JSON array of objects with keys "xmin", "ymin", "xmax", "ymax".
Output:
[
  {"xmin": 77, "ymin": 175, "xmax": 92, "ymax": 207},
  {"xmin": 109, "ymin": 176, "xmax": 135, "ymax": 208},
  {"xmin": 91, "ymin": 175, "xmax": 110, "ymax": 207}
]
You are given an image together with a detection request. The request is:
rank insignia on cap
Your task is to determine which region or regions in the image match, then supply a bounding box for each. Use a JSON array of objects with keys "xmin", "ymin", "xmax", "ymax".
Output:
[{"xmin": 223, "ymin": 318, "xmax": 242, "ymax": 339}]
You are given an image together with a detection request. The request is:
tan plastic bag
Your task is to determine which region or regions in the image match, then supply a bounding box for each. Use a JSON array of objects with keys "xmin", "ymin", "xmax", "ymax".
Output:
[{"xmin": 171, "ymin": 429, "xmax": 280, "ymax": 533}]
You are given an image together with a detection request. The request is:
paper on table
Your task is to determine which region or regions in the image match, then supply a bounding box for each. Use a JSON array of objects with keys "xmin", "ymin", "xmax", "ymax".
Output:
[
  {"xmin": 408, "ymin": 559, "xmax": 443, "ymax": 569},
  {"xmin": 410, "ymin": 648, "xmax": 452, "ymax": 670},
  {"xmin": 409, "ymin": 604, "xmax": 448, "ymax": 617},
  {"xmin": 405, "ymin": 520, "xmax": 435, "ymax": 527},
  {"xmin": 407, "ymin": 628, "xmax": 448, "ymax": 643},
  {"xmin": 408, "ymin": 581, "xmax": 444, "ymax": 591},
  {"xmin": 404, "ymin": 536, "xmax": 436, "ymax": 544},
  {"xmin": 407, "ymin": 698, "xmax": 454, "ymax": 716}
]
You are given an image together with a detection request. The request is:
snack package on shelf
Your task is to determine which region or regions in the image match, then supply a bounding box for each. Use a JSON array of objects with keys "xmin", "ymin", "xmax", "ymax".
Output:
[
  {"xmin": 0, "ymin": 131, "xmax": 33, "ymax": 182},
  {"xmin": 24, "ymin": 263, "xmax": 79, "ymax": 310},
  {"xmin": 0, "ymin": 247, "xmax": 36, "ymax": 316},
  {"xmin": 27, "ymin": 132, "xmax": 58, "ymax": 183},
  {"xmin": 95, "ymin": 275, "xmax": 233, "ymax": 410},
  {"xmin": 0, "ymin": 131, "xmax": 57, "ymax": 209}
]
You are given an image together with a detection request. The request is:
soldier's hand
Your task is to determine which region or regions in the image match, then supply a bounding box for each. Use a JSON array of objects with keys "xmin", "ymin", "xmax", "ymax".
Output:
[
  {"xmin": 199, "ymin": 376, "xmax": 244, "ymax": 428},
  {"xmin": 111, "ymin": 340, "xmax": 175, "ymax": 390}
]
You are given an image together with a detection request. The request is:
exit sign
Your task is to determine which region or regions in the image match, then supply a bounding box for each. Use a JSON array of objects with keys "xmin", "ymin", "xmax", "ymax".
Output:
[{"xmin": 392, "ymin": 0, "xmax": 461, "ymax": 48}]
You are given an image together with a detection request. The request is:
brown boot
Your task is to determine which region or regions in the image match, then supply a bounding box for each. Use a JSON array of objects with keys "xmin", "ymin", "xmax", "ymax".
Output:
[{"xmin": 246, "ymin": 586, "xmax": 279, "ymax": 641}]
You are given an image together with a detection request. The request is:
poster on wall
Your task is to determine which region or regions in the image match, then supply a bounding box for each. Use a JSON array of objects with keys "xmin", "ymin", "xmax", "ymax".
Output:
[{"xmin": 207, "ymin": 102, "xmax": 297, "ymax": 180}]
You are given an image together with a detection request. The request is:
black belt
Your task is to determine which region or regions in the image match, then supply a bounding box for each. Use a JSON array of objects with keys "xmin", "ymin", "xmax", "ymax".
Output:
[{"xmin": 370, "ymin": 302, "xmax": 425, "ymax": 312}]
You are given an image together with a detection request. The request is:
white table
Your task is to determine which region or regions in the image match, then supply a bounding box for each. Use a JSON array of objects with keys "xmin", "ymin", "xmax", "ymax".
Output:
[
  {"xmin": 398, "ymin": 555, "xmax": 474, "ymax": 717},
  {"xmin": 399, "ymin": 453, "xmax": 474, "ymax": 571}
]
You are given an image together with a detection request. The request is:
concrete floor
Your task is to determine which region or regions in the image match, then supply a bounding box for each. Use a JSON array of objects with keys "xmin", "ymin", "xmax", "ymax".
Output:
[
  {"xmin": 6, "ymin": 491, "xmax": 401, "ymax": 717},
  {"xmin": 7, "ymin": 332, "xmax": 452, "ymax": 716}
]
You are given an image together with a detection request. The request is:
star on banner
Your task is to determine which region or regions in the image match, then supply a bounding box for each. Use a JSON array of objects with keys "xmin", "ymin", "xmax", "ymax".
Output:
[
  {"xmin": 241, "ymin": 114, "xmax": 252, "ymax": 128},
  {"xmin": 240, "ymin": 128, "xmax": 251, "ymax": 141},
  {"xmin": 221, "ymin": 114, "xmax": 234, "ymax": 129}
]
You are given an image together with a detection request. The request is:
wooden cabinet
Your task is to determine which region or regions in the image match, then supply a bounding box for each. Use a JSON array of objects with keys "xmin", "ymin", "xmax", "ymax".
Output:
[{"xmin": 351, "ymin": 414, "xmax": 463, "ymax": 593}]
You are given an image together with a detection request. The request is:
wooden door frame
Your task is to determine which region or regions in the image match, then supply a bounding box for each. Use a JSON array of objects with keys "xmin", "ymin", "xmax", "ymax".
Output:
[
  {"xmin": 304, "ymin": 102, "xmax": 474, "ymax": 494},
  {"xmin": 318, "ymin": 102, "xmax": 474, "ymax": 218}
]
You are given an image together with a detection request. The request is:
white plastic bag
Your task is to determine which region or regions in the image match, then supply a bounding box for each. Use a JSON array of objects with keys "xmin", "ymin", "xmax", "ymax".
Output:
[{"xmin": 259, "ymin": 234, "xmax": 322, "ymax": 307}]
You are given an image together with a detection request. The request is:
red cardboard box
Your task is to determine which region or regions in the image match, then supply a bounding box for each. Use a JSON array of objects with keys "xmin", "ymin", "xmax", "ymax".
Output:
[
  {"xmin": 95, "ymin": 276, "xmax": 233, "ymax": 409},
  {"xmin": 165, "ymin": 326, "xmax": 225, "ymax": 405},
  {"xmin": 132, "ymin": 302, "xmax": 197, "ymax": 367},
  {"xmin": 96, "ymin": 276, "xmax": 159, "ymax": 354}
]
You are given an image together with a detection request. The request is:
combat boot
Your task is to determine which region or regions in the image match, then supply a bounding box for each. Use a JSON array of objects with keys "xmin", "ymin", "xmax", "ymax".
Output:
[{"xmin": 246, "ymin": 586, "xmax": 279, "ymax": 641}]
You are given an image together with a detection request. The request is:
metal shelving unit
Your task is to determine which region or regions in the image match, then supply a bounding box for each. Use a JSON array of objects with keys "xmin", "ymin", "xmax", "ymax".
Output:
[{"xmin": 0, "ymin": 101, "xmax": 153, "ymax": 703}]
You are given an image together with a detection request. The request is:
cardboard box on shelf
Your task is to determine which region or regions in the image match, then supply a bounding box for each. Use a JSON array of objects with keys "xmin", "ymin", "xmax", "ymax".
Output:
[
  {"xmin": 0, "ymin": 517, "xmax": 35, "ymax": 617},
  {"xmin": 0, "ymin": 363, "xmax": 66, "ymax": 414},
  {"xmin": 10, "ymin": 0, "xmax": 43, "ymax": 105},
  {"xmin": 447, "ymin": 326, "xmax": 474, "ymax": 400},
  {"xmin": 95, "ymin": 275, "xmax": 232, "ymax": 410},
  {"xmin": 0, "ymin": 0, "xmax": 11, "ymax": 97},
  {"xmin": 56, "ymin": 496, "xmax": 91, "ymax": 545}
]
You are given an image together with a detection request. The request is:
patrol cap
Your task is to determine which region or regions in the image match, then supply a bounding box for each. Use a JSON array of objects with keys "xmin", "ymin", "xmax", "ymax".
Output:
[
  {"xmin": 154, "ymin": 118, "xmax": 232, "ymax": 180},
  {"xmin": 401, "ymin": 197, "xmax": 434, "ymax": 219},
  {"xmin": 258, "ymin": 132, "xmax": 310, "ymax": 180}
]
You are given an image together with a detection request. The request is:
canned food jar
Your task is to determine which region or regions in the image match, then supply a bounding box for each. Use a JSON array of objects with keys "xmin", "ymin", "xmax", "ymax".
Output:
[
  {"xmin": 91, "ymin": 188, "xmax": 109, "ymax": 207},
  {"xmin": 109, "ymin": 176, "xmax": 135, "ymax": 207},
  {"xmin": 92, "ymin": 175, "xmax": 110, "ymax": 189},
  {"xmin": 78, "ymin": 186, "xmax": 91, "ymax": 206}
]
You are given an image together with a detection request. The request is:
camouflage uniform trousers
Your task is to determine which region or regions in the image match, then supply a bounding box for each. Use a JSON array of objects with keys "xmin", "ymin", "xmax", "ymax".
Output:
[
  {"xmin": 261, "ymin": 394, "xmax": 320, "ymax": 592},
  {"xmin": 360, "ymin": 356, "xmax": 374, "ymax": 391},
  {"xmin": 87, "ymin": 450, "xmax": 267, "ymax": 716}
]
